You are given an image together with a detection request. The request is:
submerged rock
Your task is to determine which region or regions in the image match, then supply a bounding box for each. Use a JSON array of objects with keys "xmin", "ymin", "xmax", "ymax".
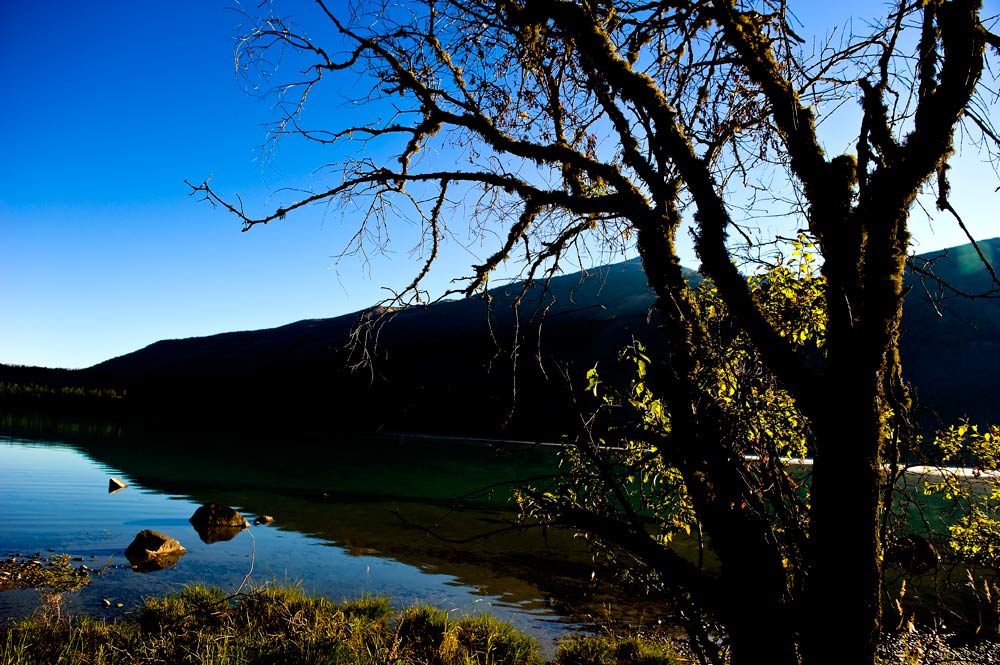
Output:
[
  {"xmin": 190, "ymin": 503, "xmax": 249, "ymax": 544},
  {"xmin": 124, "ymin": 530, "xmax": 186, "ymax": 573},
  {"xmin": 108, "ymin": 477, "xmax": 128, "ymax": 494}
]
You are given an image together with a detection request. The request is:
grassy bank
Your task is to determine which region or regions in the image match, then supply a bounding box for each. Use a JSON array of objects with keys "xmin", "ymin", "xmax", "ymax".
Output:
[{"xmin": 0, "ymin": 584, "xmax": 683, "ymax": 665}]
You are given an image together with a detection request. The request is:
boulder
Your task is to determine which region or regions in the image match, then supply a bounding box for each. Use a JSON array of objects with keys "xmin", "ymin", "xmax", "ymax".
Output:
[
  {"xmin": 108, "ymin": 477, "xmax": 128, "ymax": 494},
  {"xmin": 124, "ymin": 530, "xmax": 186, "ymax": 572},
  {"xmin": 253, "ymin": 515, "xmax": 275, "ymax": 525},
  {"xmin": 887, "ymin": 534, "xmax": 940, "ymax": 574},
  {"xmin": 190, "ymin": 503, "xmax": 249, "ymax": 544},
  {"xmin": 190, "ymin": 503, "xmax": 249, "ymax": 528}
]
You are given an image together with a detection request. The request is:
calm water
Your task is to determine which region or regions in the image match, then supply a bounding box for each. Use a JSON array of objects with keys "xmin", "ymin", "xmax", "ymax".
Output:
[{"xmin": 0, "ymin": 431, "xmax": 613, "ymax": 653}]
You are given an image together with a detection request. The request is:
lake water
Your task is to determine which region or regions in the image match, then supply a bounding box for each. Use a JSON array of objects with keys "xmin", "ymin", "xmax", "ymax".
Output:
[
  {"xmin": 6, "ymin": 419, "xmax": 993, "ymax": 656},
  {"xmin": 0, "ymin": 428, "xmax": 627, "ymax": 654}
]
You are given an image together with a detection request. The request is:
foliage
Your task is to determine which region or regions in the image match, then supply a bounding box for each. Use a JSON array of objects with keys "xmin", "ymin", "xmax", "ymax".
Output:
[
  {"xmin": 923, "ymin": 423, "xmax": 1000, "ymax": 569},
  {"xmin": 948, "ymin": 509, "xmax": 1000, "ymax": 568},
  {"xmin": 520, "ymin": 239, "xmax": 822, "ymax": 568},
  {"xmin": 691, "ymin": 235, "xmax": 825, "ymax": 463}
]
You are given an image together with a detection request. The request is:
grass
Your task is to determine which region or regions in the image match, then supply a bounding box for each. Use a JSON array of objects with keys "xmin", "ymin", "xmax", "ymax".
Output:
[
  {"xmin": 0, "ymin": 583, "xmax": 683, "ymax": 665},
  {"xmin": 553, "ymin": 634, "xmax": 682, "ymax": 665}
]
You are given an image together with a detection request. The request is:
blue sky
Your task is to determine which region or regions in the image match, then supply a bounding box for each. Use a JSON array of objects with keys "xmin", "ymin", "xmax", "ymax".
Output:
[{"xmin": 2, "ymin": 1, "xmax": 998, "ymax": 369}]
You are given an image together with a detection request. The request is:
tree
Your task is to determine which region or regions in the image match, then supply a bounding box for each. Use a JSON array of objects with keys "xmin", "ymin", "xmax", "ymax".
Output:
[
  {"xmin": 189, "ymin": 1, "xmax": 1000, "ymax": 662},
  {"xmin": 517, "ymin": 240, "xmax": 828, "ymax": 664}
]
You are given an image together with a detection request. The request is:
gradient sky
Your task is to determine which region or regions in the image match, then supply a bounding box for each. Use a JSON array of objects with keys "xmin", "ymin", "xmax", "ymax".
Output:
[{"xmin": 2, "ymin": 1, "xmax": 998, "ymax": 369}]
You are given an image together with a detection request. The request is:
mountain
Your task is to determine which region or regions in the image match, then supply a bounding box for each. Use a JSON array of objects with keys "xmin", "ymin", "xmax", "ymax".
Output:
[
  {"xmin": 2, "ymin": 241, "xmax": 999, "ymax": 438},
  {"xmin": 1, "ymin": 258, "xmax": 676, "ymax": 437},
  {"xmin": 899, "ymin": 240, "xmax": 1000, "ymax": 428}
]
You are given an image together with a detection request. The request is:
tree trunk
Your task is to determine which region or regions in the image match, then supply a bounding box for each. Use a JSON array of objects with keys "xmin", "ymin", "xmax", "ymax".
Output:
[
  {"xmin": 715, "ymin": 522, "xmax": 799, "ymax": 665},
  {"xmin": 670, "ymin": 442, "xmax": 801, "ymax": 664},
  {"xmin": 801, "ymin": 379, "xmax": 885, "ymax": 665}
]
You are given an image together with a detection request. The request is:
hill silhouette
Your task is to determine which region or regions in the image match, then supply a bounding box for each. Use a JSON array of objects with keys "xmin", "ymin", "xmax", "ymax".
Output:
[
  {"xmin": 2, "ymin": 241, "xmax": 998, "ymax": 438},
  {"xmin": 899, "ymin": 239, "xmax": 1000, "ymax": 428}
]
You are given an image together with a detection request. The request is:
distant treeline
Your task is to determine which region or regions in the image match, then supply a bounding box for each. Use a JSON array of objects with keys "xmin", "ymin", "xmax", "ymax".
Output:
[{"xmin": 0, "ymin": 381, "xmax": 124, "ymax": 401}]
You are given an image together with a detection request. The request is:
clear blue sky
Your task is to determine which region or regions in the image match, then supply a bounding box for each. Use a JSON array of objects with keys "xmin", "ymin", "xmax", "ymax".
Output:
[{"xmin": 2, "ymin": 1, "xmax": 998, "ymax": 369}]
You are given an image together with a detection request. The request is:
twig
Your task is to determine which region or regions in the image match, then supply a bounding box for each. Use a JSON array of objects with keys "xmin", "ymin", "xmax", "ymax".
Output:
[{"xmin": 232, "ymin": 528, "xmax": 256, "ymax": 597}]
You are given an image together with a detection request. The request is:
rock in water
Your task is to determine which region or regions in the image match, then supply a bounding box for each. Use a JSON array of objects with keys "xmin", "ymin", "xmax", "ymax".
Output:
[
  {"xmin": 124, "ymin": 530, "xmax": 186, "ymax": 572},
  {"xmin": 108, "ymin": 477, "xmax": 128, "ymax": 494},
  {"xmin": 190, "ymin": 503, "xmax": 250, "ymax": 528},
  {"xmin": 253, "ymin": 515, "xmax": 275, "ymax": 525},
  {"xmin": 189, "ymin": 503, "xmax": 250, "ymax": 544}
]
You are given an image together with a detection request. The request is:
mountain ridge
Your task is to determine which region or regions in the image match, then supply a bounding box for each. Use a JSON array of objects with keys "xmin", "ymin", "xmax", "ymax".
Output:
[{"xmin": 3, "ymin": 241, "xmax": 998, "ymax": 438}]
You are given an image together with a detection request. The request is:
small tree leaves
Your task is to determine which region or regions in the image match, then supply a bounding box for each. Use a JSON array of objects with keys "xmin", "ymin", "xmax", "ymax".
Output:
[
  {"xmin": 923, "ymin": 421, "xmax": 1000, "ymax": 569},
  {"xmin": 521, "ymin": 240, "xmax": 824, "ymax": 591}
]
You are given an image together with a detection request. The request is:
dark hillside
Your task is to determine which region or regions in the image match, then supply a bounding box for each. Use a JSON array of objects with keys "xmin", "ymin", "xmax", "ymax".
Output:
[
  {"xmin": 900, "ymin": 240, "xmax": 1000, "ymax": 428},
  {"xmin": 65, "ymin": 259, "xmax": 672, "ymax": 437}
]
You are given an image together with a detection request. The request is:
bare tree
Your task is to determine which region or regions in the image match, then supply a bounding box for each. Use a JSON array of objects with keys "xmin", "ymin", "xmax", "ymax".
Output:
[{"xmin": 189, "ymin": 1, "xmax": 1000, "ymax": 662}]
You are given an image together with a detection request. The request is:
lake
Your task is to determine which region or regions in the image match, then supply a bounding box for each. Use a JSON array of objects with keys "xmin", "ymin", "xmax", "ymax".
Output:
[{"xmin": 0, "ymin": 425, "xmax": 643, "ymax": 655}]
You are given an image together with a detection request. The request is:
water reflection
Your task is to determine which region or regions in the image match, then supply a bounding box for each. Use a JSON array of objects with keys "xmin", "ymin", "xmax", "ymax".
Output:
[
  {"xmin": 192, "ymin": 524, "xmax": 246, "ymax": 544},
  {"xmin": 61, "ymin": 429, "xmax": 595, "ymax": 604}
]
